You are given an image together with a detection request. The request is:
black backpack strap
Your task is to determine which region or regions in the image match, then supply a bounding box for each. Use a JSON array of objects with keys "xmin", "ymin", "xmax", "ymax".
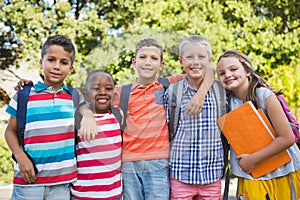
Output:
[
  {"xmin": 119, "ymin": 83, "xmax": 132, "ymax": 132},
  {"xmin": 110, "ymin": 106, "xmax": 124, "ymax": 127},
  {"xmin": 119, "ymin": 78, "xmax": 170, "ymax": 132}
]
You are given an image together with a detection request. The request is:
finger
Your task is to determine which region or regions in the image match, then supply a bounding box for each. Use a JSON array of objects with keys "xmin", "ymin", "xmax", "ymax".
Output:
[{"xmin": 28, "ymin": 170, "xmax": 36, "ymax": 183}]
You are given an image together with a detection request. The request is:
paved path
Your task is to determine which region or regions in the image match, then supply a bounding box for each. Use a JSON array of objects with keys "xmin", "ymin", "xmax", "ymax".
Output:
[
  {"xmin": 0, "ymin": 184, "xmax": 12, "ymax": 200},
  {"xmin": 0, "ymin": 178, "xmax": 238, "ymax": 199}
]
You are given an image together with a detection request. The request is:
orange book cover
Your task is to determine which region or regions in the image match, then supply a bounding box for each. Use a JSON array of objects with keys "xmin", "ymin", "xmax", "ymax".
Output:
[{"xmin": 217, "ymin": 101, "xmax": 291, "ymax": 178}]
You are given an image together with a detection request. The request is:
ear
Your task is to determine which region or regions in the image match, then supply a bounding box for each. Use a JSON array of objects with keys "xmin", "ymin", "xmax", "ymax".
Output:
[
  {"xmin": 39, "ymin": 59, "xmax": 43, "ymax": 69},
  {"xmin": 179, "ymin": 56, "xmax": 184, "ymax": 65},
  {"xmin": 209, "ymin": 56, "xmax": 213, "ymax": 63},
  {"xmin": 69, "ymin": 65, "xmax": 74, "ymax": 74},
  {"xmin": 246, "ymin": 69, "xmax": 252, "ymax": 77},
  {"xmin": 159, "ymin": 61, "xmax": 165, "ymax": 70},
  {"xmin": 132, "ymin": 58, "xmax": 136, "ymax": 69}
]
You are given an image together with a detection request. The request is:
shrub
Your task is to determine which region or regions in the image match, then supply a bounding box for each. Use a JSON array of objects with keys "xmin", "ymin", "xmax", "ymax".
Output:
[{"xmin": 0, "ymin": 137, "xmax": 13, "ymax": 184}]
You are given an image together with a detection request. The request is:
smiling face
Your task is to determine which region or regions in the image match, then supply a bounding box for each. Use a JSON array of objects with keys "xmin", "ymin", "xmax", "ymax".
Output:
[
  {"xmin": 180, "ymin": 43, "xmax": 211, "ymax": 84},
  {"xmin": 86, "ymin": 72, "xmax": 115, "ymax": 114},
  {"xmin": 217, "ymin": 56, "xmax": 251, "ymax": 95},
  {"xmin": 132, "ymin": 46, "xmax": 164, "ymax": 85},
  {"xmin": 40, "ymin": 45, "xmax": 74, "ymax": 90}
]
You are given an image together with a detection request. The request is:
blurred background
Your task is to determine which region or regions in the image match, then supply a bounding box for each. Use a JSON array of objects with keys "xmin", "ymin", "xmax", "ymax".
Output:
[{"xmin": 0, "ymin": 0, "xmax": 299, "ymax": 184}]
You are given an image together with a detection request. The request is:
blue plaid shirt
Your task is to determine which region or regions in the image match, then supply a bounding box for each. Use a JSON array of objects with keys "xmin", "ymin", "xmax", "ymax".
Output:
[{"xmin": 165, "ymin": 78, "xmax": 224, "ymax": 185}]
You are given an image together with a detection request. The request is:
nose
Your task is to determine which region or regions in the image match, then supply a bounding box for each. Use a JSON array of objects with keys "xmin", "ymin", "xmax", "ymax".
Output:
[
  {"xmin": 53, "ymin": 61, "xmax": 61, "ymax": 69},
  {"xmin": 98, "ymin": 88, "xmax": 107, "ymax": 95},
  {"xmin": 224, "ymin": 71, "xmax": 231, "ymax": 78}
]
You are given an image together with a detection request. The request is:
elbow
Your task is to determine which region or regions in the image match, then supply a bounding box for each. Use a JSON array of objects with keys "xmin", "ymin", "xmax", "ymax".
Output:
[{"xmin": 286, "ymin": 132, "xmax": 295, "ymax": 148}]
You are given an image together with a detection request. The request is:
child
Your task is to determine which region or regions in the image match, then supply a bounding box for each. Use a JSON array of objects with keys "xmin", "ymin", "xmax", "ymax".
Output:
[
  {"xmin": 217, "ymin": 50, "xmax": 300, "ymax": 199},
  {"xmin": 5, "ymin": 34, "xmax": 96, "ymax": 200},
  {"xmin": 113, "ymin": 38, "xmax": 215, "ymax": 199},
  {"xmin": 165, "ymin": 35, "xmax": 226, "ymax": 199},
  {"xmin": 71, "ymin": 70, "xmax": 122, "ymax": 200}
]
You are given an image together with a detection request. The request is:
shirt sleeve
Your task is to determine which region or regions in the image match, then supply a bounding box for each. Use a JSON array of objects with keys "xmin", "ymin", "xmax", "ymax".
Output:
[{"xmin": 5, "ymin": 92, "xmax": 18, "ymax": 118}]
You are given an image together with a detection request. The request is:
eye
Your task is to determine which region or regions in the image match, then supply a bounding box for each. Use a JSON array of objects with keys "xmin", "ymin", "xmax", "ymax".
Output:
[
  {"xmin": 218, "ymin": 71, "xmax": 225, "ymax": 76},
  {"xmin": 150, "ymin": 55, "xmax": 159, "ymax": 60},
  {"xmin": 47, "ymin": 58, "xmax": 55, "ymax": 62},
  {"xmin": 106, "ymin": 87, "xmax": 113, "ymax": 91},
  {"xmin": 92, "ymin": 87, "xmax": 100, "ymax": 91},
  {"xmin": 185, "ymin": 56, "xmax": 193, "ymax": 60}
]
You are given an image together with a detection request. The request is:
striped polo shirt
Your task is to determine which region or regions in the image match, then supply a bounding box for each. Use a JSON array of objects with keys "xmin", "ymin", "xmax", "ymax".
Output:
[
  {"xmin": 71, "ymin": 111, "xmax": 122, "ymax": 200},
  {"xmin": 6, "ymin": 81, "xmax": 80, "ymax": 186},
  {"xmin": 114, "ymin": 75, "xmax": 183, "ymax": 162}
]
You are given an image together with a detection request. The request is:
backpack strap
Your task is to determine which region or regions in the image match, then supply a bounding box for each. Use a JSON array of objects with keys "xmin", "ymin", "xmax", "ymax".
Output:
[
  {"xmin": 119, "ymin": 78, "xmax": 170, "ymax": 132},
  {"xmin": 15, "ymin": 85, "xmax": 38, "ymax": 174},
  {"xmin": 68, "ymin": 87, "xmax": 80, "ymax": 110},
  {"xmin": 211, "ymin": 80, "xmax": 230, "ymax": 200},
  {"xmin": 168, "ymin": 80, "xmax": 184, "ymax": 141},
  {"xmin": 16, "ymin": 85, "xmax": 32, "ymax": 147},
  {"xmin": 119, "ymin": 83, "xmax": 132, "ymax": 132},
  {"xmin": 110, "ymin": 106, "xmax": 124, "ymax": 127},
  {"xmin": 158, "ymin": 77, "xmax": 170, "ymax": 90}
]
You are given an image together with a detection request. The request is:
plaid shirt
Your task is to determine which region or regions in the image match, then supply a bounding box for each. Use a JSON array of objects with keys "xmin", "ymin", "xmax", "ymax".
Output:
[{"xmin": 165, "ymin": 78, "xmax": 224, "ymax": 185}]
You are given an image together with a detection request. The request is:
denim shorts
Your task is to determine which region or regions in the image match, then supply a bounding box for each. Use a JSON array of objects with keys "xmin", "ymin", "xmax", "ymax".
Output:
[
  {"xmin": 12, "ymin": 183, "xmax": 70, "ymax": 200},
  {"xmin": 122, "ymin": 158, "xmax": 170, "ymax": 200}
]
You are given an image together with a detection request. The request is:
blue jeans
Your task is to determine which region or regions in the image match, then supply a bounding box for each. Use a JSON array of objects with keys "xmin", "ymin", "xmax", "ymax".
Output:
[
  {"xmin": 12, "ymin": 184, "xmax": 70, "ymax": 200},
  {"xmin": 122, "ymin": 159, "xmax": 170, "ymax": 200}
]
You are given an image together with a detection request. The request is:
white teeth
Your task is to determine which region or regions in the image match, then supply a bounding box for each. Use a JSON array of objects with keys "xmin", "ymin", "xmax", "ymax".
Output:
[{"xmin": 97, "ymin": 99, "xmax": 107, "ymax": 103}]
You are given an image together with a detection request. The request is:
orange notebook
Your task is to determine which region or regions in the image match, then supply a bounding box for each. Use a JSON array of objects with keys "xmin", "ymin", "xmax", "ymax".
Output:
[{"xmin": 217, "ymin": 101, "xmax": 291, "ymax": 178}]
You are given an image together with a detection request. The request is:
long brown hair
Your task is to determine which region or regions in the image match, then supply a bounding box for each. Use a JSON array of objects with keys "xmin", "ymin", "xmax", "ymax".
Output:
[{"xmin": 217, "ymin": 50, "xmax": 282, "ymax": 108}]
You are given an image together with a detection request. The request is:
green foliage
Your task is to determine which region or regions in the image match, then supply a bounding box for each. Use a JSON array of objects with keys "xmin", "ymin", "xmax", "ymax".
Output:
[
  {"xmin": 0, "ymin": 137, "xmax": 13, "ymax": 184},
  {"xmin": 0, "ymin": 0, "xmax": 299, "ymax": 119}
]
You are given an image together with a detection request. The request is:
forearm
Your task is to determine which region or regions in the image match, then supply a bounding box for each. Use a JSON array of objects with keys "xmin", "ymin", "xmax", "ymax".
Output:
[
  {"xmin": 4, "ymin": 118, "xmax": 26, "ymax": 160},
  {"xmin": 185, "ymin": 67, "xmax": 215, "ymax": 115},
  {"xmin": 77, "ymin": 104, "xmax": 98, "ymax": 141},
  {"xmin": 78, "ymin": 104, "xmax": 94, "ymax": 117},
  {"xmin": 196, "ymin": 67, "xmax": 214, "ymax": 96}
]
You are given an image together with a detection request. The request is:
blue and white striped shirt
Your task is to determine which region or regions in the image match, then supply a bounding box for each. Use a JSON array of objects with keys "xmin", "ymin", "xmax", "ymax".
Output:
[{"xmin": 166, "ymin": 78, "xmax": 224, "ymax": 185}]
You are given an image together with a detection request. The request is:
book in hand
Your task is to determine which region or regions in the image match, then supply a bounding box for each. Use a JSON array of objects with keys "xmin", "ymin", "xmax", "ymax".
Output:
[{"xmin": 217, "ymin": 101, "xmax": 291, "ymax": 178}]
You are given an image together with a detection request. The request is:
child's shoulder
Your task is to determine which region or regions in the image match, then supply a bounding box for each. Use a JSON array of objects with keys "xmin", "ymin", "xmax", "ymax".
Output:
[{"xmin": 166, "ymin": 74, "xmax": 185, "ymax": 84}]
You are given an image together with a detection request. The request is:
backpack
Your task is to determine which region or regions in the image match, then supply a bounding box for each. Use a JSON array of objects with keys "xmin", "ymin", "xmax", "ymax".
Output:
[
  {"xmin": 167, "ymin": 80, "xmax": 230, "ymax": 200},
  {"xmin": 14, "ymin": 85, "xmax": 80, "ymax": 174},
  {"xmin": 119, "ymin": 77, "xmax": 170, "ymax": 132},
  {"xmin": 276, "ymin": 95, "xmax": 300, "ymax": 144}
]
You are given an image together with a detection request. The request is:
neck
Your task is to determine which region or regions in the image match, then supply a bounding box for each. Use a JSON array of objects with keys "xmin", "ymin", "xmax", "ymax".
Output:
[
  {"xmin": 137, "ymin": 77, "xmax": 155, "ymax": 85},
  {"xmin": 232, "ymin": 82, "xmax": 250, "ymax": 101},
  {"xmin": 186, "ymin": 76, "xmax": 203, "ymax": 90}
]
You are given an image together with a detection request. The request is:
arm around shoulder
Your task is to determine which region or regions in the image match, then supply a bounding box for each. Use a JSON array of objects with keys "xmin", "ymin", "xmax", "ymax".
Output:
[{"xmin": 185, "ymin": 67, "xmax": 215, "ymax": 115}]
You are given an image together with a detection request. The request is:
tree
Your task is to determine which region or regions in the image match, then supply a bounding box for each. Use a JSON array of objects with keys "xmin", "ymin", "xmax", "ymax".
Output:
[{"xmin": 0, "ymin": 0, "xmax": 299, "ymax": 118}]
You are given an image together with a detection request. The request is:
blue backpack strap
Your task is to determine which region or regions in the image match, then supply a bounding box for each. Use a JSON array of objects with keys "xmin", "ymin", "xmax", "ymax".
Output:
[
  {"xmin": 16, "ymin": 85, "xmax": 32, "ymax": 147},
  {"xmin": 158, "ymin": 77, "xmax": 170, "ymax": 90},
  {"xmin": 15, "ymin": 85, "xmax": 39, "ymax": 175}
]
